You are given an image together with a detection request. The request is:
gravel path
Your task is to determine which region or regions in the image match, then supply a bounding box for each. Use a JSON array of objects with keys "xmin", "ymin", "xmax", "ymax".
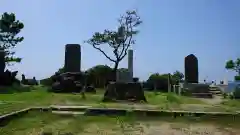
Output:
[{"xmin": 199, "ymin": 96, "xmax": 223, "ymax": 105}]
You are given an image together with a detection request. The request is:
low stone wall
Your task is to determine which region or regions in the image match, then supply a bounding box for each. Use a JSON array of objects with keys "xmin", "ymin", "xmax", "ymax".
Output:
[
  {"xmin": 0, "ymin": 108, "xmax": 31, "ymax": 126},
  {"xmin": 0, "ymin": 106, "xmax": 239, "ymax": 126}
]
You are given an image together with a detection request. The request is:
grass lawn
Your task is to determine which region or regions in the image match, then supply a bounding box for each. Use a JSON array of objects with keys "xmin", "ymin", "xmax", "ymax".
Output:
[
  {"xmin": 1, "ymin": 111, "xmax": 240, "ymax": 135},
  {"xmin": 0, "ymin": 85, "xmax": 240, "ymax": 115}
]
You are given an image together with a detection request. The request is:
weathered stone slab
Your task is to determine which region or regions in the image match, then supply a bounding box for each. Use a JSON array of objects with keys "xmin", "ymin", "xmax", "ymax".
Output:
[
  {"xmin": 52, "ymin": 111, "xmax": 84, "ymax": 115},
  {"xmin": 50, "ymin": 105, "xmax": 91, "ymax": 111}
]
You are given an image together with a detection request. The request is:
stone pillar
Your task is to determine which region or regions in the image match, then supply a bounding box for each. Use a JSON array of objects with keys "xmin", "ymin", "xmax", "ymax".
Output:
[
  {"xmin": 64, "ymin": 44, "xmax": 81, "ymax": 72},
  {"xmin": 168, "ymin": 73, "xmax": 172, "ymax": 93},
  {"xmin": 178, "ymin": 85, "xmax": 181, "ymax": 96},
  {"xmin": 128, "ymin": 49, "xmax": 133, "ymax": 81},
  {"xmin": 173, "ymin": 85, "xmax": 176, "ymax": 93}
]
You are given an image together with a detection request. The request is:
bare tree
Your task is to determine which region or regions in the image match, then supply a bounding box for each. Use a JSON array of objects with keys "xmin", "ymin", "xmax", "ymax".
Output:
[{"xmin": 85, "ymin": 10, "xmax": 142, "ymax": 80}]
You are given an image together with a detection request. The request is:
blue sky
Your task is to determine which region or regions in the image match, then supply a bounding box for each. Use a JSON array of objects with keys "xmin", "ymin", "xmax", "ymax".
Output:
[{"xmin": 1, "ymin": 0, "xmax": 239, "ymax": 82}]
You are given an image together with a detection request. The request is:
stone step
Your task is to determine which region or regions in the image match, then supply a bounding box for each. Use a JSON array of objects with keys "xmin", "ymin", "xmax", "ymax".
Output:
[
  {"xmin": 50, "ymin": 105, "xmax": 91, "ymax": 111},
  {"xmin": 210, "ymin": 91, "xmax": 222, "ymax": 94},
  {"xmin": 52, "ymin": 111, "xmax": 85, "ymax": 115},
  {"xmin": 191, "ymin": 93, "xmax": 213, "ymax": 98},
  {"xmin": 209, "ymin": 89, "xmax": 221, "ymax": 91}
]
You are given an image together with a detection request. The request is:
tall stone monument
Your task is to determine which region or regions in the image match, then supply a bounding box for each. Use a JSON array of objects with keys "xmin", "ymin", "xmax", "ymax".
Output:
[
  {"xmin": 184, "ymin": 54, "xmax": 199, "ymax": 83},
  {"xmin": 64, "ymin": 44, "xmax": 81, "ymax": 72},
  {"xmin": 128, "ymin": 49, "xmax": 133, "ymax": 81},
  {"xmin": 183, "ymin": 54, "xmax": 213, "ymax": 98},
  {"xmin": 51, "ymin": 44, "xmax": 83, "ymax": 93}
]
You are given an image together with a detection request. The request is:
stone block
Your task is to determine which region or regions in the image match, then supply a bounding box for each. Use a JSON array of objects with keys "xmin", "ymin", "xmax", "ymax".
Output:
[
  {"xmin": 116, "ymin": 70, "xmax": 132, "ymax": 83},
  {"xmin": 103, "ymin": 82, "xmax": 147, "ymax": 102}
]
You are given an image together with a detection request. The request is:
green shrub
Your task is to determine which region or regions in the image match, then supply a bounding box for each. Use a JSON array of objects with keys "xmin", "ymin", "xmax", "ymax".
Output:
[
  {"xmin": 235, "ymin": 76, "xmax": 240, "ymax": 81},
  {"xmin": 223, "ymin": 92, "xmax": 228, "ymax": 99},
  {"xmin": 166, "ymin": 93, "xmax": 181, "ymax": 104},
  {"xmin": 40, "ymin": 78, "xmax": 53, "ymax": 86},
  {"xmin": 233, "ymin": 85, "xmax": 240, "ymax": 99},
  {"xmin": 181, "ymin": 88, "xmax": 192, "ymax": 96}
]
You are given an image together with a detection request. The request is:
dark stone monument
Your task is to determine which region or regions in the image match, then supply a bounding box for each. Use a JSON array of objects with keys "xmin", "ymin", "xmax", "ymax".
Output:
[
  {"xmin": 103, "ymin": 50, "xmax": 147, "ymax": 102},
  {"xmin": 64, "ymin": 44, "xmax": 81, "ymax": 72},
  {"xmin": 184, "ymin": 54, "xmax": 198, "ymax": 83},
  {"xmin": 183, "ymin": 54, "xmax": 212, "ymax": 98},
  {"xmin": 51, "ymin": 44, "xmax": 84, "ymax": 93}
]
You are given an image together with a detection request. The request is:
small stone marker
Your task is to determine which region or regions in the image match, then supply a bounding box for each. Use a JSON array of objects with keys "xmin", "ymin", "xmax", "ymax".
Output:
[{"xmin": 167, "ymin": 73, "xmax": 172, "ymax": 93}]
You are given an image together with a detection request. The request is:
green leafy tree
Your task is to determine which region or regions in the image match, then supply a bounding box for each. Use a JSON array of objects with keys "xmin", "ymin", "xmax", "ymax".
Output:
[
  {"xmin": 172, "ymin": 70, "xmax": 184, "ymax": 82},
  {"xmin": 0, "ymin": 12, "xmax": 24, "ymax": 64},
  {"xmin": 147, "ymin": 73, "xmax": 169, "ymax": 92},
  {"xmin": 225, "ymin": 58, "xmax": 240, "ymax": 75},
  {"xmin": 85, "ymin": 10, "xmax": 142, "ymax": 80},
  {"xmin": 85, "ymin": 65, "xmax": 113, "ymax": 88}
]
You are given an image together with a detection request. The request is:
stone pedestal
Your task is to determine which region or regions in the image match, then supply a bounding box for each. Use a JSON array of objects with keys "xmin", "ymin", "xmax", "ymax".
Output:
[
  {"xmin": 51, "ymin": 72, "xmax": 84, "ymax": 93},
  {"xmin": 182, "ymin": 83, "xmax": 213, "ymax": 98},
  {"xmin": 103, "ymin": 81, "xmax": 147, "ymax": 102},
  {"xmin": 102, "ymin": 49, "xmax": 146, "ymax": 102}
]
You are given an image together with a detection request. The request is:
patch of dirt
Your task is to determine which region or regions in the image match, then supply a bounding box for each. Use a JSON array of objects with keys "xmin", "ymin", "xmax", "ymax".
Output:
[
  {"xmin": 23, "ymin": 119, "xmax": 73, "ymax": 135},
  {"xmin": 200, "ymin": 96, "xmax": 223, "ymax": 105},
  {"xmin": 79, "ymin": 121, "xmax": 240, "ymax": 135}
]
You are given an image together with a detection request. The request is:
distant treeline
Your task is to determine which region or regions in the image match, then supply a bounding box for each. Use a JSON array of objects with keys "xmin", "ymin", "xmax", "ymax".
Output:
[{"xmin": 40, "ymin": 65, "xmax": 184, "ymax": 91}]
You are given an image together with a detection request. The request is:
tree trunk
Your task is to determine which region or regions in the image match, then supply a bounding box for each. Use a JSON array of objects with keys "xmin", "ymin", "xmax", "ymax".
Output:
[{"xmin": 112, "ymin": 61, "xmax": 119, "ymax": 81}]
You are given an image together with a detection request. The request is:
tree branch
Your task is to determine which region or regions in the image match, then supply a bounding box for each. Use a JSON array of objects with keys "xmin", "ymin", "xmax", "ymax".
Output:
[
  {"xmin": 119, "ymin": 37, "xmax": 132, "ymax": 61},
  {"xmin": 119, "ymin": 23, "xmax": 133, "ymax": 61},
  {"xmin": 93, "ymin": 44, "xmax": 116, "ymax": 62},
  {"xmin": 84, "ymin": 10, "xmax": 141, "ymax": 71},
  {"xmin": 118, "ymin": 16, "xmax": 132, "ymax": 60}
]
